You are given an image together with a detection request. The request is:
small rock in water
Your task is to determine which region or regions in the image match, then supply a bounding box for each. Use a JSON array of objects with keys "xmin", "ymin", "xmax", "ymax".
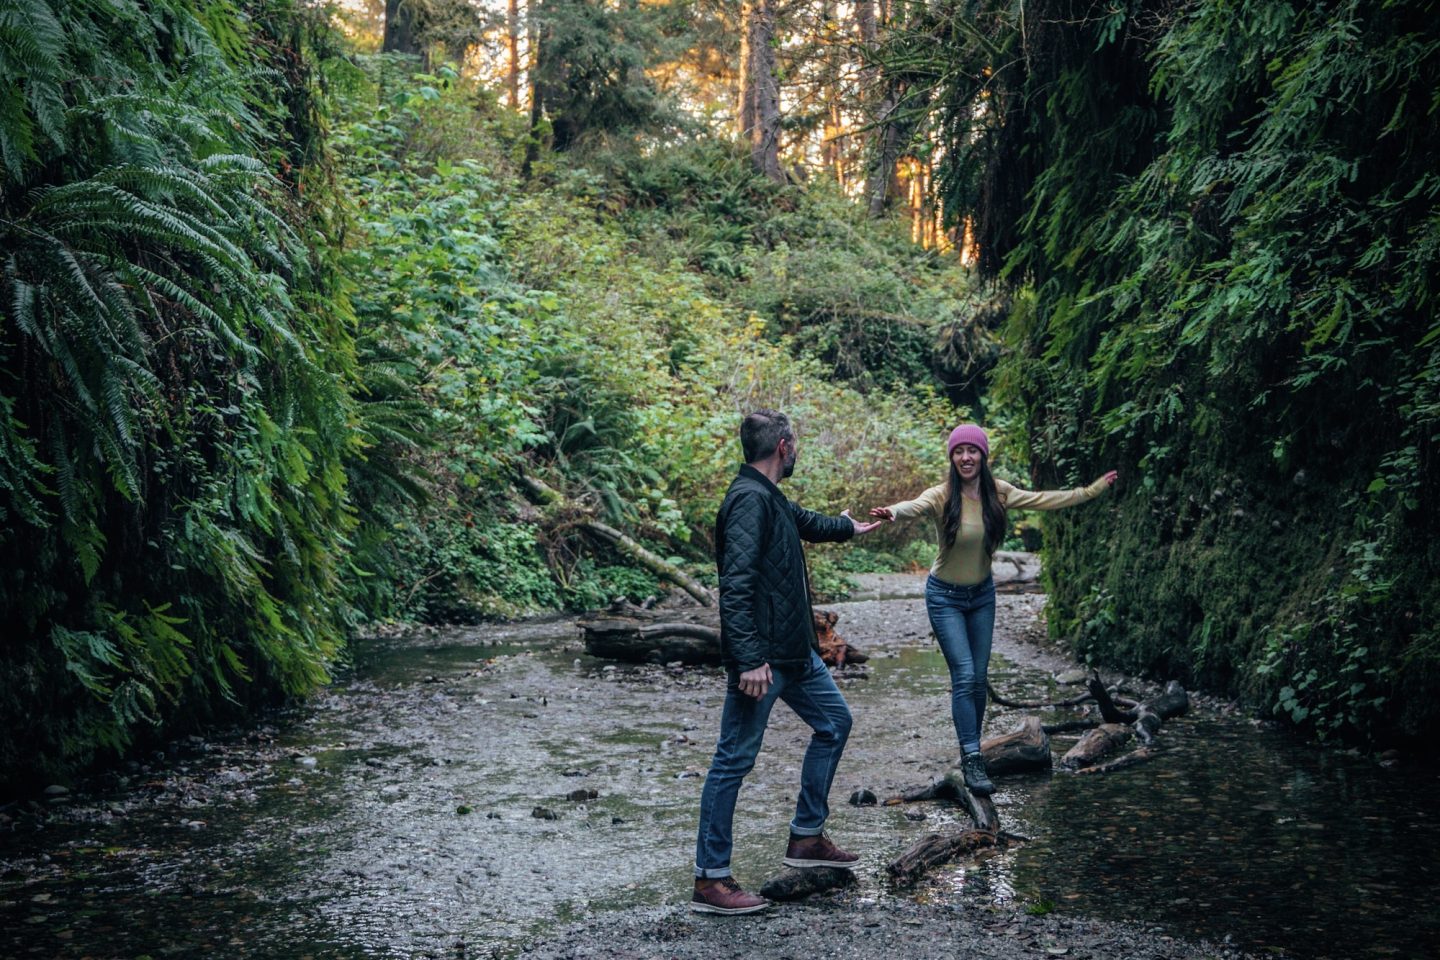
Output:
[
  {"xmin": 532, "ymin": 807, "xmax": 559, "ymax": 820},
  {"xmin": 456, "ymin": 805, "xmax": 473, "ymax": 815},
  {"xmin": 904, "ymin": 810, "xmax": 927, "ymax": 821},
  {"xmin": 849, "ymin": 789, "xmax": 878, "ymax": 806},
  {"xmin": 1056, "ymin": 670, "xmax": 1088, "ymax": 685},
  {"xmin": 295, "ymin": 756, "xmax": 318, "ymax": 768},
  {"xmin": 42, "ymin": 785, "xmax": 69, "ymax": 798},
  {"xmin": 566, "ymin": 788, "xmax": 599, "ymax": 802}
]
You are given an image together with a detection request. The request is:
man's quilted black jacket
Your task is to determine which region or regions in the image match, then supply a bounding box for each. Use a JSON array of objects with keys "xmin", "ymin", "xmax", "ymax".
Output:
[{"xmin": 714, "ymin": 464, "xmax": 854, "ymax": 672}]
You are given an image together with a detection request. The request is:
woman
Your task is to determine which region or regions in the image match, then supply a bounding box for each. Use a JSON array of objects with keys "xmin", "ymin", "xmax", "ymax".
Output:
[{"xmin": 870, "ymin": 424, "xmax": 1116, "ymax": 795}]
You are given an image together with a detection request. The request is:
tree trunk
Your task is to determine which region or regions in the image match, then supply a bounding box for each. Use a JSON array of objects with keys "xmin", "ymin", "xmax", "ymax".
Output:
[
  {"xmin": 507, "ymin": 0, "xmax": 521, "ymax": 109},
  {"xmin": 383, "ymin": 0, "xmax": 421, "ymax": 56},
  {"xmin": 749, "ymin": 0, "xmax": 782, "ymax": 181},
  {"xmin": 522, "ymin": 0, "xmax": 543, "ymax": 178},
  {"xmin": 736, "ymin": 0, "xmax": 756, "ymax": 140}
]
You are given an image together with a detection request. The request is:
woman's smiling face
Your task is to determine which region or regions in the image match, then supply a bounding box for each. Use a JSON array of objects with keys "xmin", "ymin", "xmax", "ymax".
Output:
[{"xmin": 951, "ymin": 443, "xmax": 982, "ymax": 481}]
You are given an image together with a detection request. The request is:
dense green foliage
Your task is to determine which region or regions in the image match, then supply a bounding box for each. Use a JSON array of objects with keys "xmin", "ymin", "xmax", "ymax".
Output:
[
  {"xmin": 0, "ymin": 0, "xmax": 368, "ymax": 784},
  {"xmin": 904, "ymin": 0, "xmax": 1439, "ymax": 741},
  {"xmin": 334, "ymin": 63, "xmax": 963, "ymax": 621}
]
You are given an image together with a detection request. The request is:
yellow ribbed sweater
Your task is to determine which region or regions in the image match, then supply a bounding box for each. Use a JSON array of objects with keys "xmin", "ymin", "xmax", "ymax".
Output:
[{"xmin": 883, "ymin": 477, "xmax": 1110, "ymax": 586}]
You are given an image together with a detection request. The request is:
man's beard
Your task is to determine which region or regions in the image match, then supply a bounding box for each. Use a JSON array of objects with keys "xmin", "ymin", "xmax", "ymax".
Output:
[{"xmin": 781, "ymin": 450, "xmax": 797, "ymax": 478}]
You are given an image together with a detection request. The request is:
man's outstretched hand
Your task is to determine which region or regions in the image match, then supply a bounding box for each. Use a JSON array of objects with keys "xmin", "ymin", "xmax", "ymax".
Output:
[{"xmin": 841, "ymin": 509, "xmax": 882, "ymax": 536}]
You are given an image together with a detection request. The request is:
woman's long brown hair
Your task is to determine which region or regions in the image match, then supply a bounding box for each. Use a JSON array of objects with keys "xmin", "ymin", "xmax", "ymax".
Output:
[{"xmin": 942, "ymin": 455, "xmax": 1007, "ymax": 557}]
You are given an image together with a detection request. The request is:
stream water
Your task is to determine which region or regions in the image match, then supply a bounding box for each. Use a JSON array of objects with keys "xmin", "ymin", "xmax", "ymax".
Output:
[{"xmin": 2, "ymin": 586, "xmax": 1437, "ymax": 959}]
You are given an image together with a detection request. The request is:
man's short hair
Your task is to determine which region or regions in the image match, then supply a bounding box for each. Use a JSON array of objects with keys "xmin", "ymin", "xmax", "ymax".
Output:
[{"xmin": 740, "ymin": 409, "xmax": 793, "ymax": 463}]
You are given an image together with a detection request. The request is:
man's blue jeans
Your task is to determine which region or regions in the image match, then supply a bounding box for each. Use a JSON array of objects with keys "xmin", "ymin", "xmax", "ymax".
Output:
[
  {"xmin": 693, "ymin": 649, "xmax": 852, "ymax": 878},
  {"xmin": 925, "ymin": 573, "xmax": 997, "ymax": 755}
]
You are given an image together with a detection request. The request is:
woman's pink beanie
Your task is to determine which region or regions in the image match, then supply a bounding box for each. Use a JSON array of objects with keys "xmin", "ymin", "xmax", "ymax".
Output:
[{"xmin": 947, "ymin": 424, "xmax": 989, "ymax": 458}]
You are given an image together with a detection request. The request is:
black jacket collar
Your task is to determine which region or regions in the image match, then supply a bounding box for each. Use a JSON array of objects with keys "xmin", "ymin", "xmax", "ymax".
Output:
[{"xmin": 737, "ymin": 463, "xmax": 785, "ymax": 499}]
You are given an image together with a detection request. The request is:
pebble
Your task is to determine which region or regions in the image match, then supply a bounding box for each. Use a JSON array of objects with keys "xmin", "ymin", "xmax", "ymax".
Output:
[{"xmin": 42, "ymin": 785, "xmax": 69, "ymax": 798}]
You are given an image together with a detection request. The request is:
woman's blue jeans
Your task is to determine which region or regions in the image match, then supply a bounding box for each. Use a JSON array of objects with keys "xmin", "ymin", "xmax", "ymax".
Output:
[
  {"xmin": 924, "ymin": 573, "xmax": 997, "ymax": 755},
  {"xmin": 693, "ymin": 649, "xmax": 852, "ymax": 878}
]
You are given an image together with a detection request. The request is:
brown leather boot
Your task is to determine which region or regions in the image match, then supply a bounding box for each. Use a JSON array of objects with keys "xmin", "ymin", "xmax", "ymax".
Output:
[
  {"xmin": 690, "ymin": 876, "xmax": 769, "ymax": 915},
  {"xmin": 783, "ymin": 833, "xmax": 860, "ymax": 869}
]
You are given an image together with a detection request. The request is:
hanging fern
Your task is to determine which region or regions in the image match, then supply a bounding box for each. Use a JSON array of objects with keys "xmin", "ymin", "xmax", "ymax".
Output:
[{"xmin": 0, "ymin": 0, "xmax": 373, "ymax": 788}]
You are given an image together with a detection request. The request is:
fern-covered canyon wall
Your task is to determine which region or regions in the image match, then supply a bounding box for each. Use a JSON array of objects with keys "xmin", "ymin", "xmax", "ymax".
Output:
[{"xmin": 910, "ymin": 0, "xmax": 1439, "ymax": 741}]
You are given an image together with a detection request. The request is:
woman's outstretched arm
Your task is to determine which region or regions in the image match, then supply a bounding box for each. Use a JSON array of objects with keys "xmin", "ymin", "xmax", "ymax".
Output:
[{"xmin": 999, "ymin": 471, "xmax": 1117, "ymax": 511}]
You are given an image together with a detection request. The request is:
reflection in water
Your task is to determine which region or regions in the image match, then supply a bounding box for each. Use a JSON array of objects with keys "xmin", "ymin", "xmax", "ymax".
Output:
[{"xmin": 2, "ymin": 603, "xmax": 1437, "ymax": 960}]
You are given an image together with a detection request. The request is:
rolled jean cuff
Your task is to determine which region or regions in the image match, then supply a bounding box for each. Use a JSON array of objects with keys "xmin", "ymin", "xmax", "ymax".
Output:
[
  {"xmin": 694, "ymin": 865, "xmax": 732, "ymax": 879},
  {"xmin": 788, "ymin": 820, "xmax": 824, "ymax": 837}
]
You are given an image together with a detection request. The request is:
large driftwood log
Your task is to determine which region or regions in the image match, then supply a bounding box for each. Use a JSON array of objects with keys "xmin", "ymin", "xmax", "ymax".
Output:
[
  {"xmin": 886, "ymin": 829, "xmax": 999, "ymax": 883},
  {"xmin": 579, "ymin": 617, "xmax": 721, "ymax": 664},
  {"xmin": 759, "ymin": 866, "xmax": 857, "ymax": 901},
  {"xmin": 1059, "ymin": 723, "xmax": 1134, "ymax": 770},
  {"xmin": 518, "ymin": 474, "xmax": 716, "ymax": 606},
  {"xmin": 578, "ymin": 607, "xmax": 864, "ymax": 667},
  {"xmin": 979, "ymin": 716, "xmax": 1052, "ymax": 776}
]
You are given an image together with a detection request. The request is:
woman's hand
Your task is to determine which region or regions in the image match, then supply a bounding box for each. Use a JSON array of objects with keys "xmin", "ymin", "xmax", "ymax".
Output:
[
  {"xmin": 1100, "ymin": 470, "xmax": 1119, "ymax": 487},
  {"xmin": 868, "ymin": 506, "xmax": 895, "ymax": 522}
]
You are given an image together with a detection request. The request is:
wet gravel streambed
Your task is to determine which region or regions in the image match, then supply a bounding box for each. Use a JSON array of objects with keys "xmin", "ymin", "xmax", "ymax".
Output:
[{"xmin": 3, "ymin": 575, "xmax": 1437, "ymax": 959}]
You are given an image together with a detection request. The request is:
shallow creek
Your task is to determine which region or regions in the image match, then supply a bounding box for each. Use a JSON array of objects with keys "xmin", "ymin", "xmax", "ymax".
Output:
[{"xmin": 2, "ymin": 583, "xmax": 1437, "ymax": 959}]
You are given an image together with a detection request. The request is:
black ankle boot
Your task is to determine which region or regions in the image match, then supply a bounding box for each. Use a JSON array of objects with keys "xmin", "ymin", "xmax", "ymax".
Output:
[{"xmin": 960, "ymin": 752, "xmax": 994, "ymax": 795}]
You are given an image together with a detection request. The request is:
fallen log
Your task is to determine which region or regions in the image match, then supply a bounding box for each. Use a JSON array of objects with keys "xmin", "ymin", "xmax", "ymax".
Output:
[
  {"xmin": 518, "ymin": 474, "xmax": 716, "ymax": 606},
  {"xmin": 1133, "ymin": 680, "xmax": 1189, "ymax": 744},
  {"xmin": 978, "ymin": 716, "xmax": 1052, "ymax": 776},
  {"xmin": 578, "ymin": 607, "xmax": 864, "ymax": 667},
  {"xmin": 1075, "ymin": 745, "xmax": 1160, "ymax": 776},
  {"xmin": 579, "ymin": 617, "xmax": 721, "ymax": 664},
  {"xmin": 885, "ymin": 717, "xmax": 1049, "ymax": 806},
  {"xmin": 886, "ymin": 829, "xmax": 999, "ymax": 883},
  {"xmin": 988, "ymin": 683, "xmax": 1095, "ymax": 710},
  {"xmin": 1087, "ymin": 672, "xmax": 1138, "ymax": 724},
  {"xmin": 942, "ymin": 770, "xmax": 1001, "ymax": 833},
  {"xmin": 1059, "ymin": 723, "xmax": 1133, "ymax": 770},
  {"xmin": 1042, "ymin": 718, "xmax": 1101, "ymax": 735},
  {"xmin": 759, "ymin": 865, "xmax": 857, "ymax": 901}
]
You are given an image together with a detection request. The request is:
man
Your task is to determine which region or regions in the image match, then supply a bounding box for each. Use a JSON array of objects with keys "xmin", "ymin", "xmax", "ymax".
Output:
[{"xmin": 690, "ymin": 409, "xmax": 881, "ymax": 915}]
